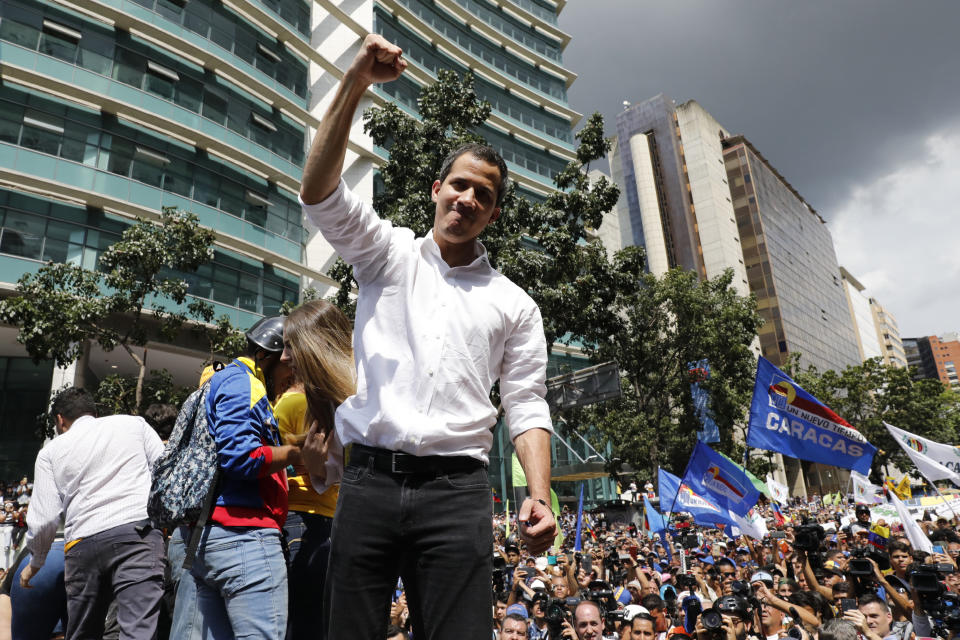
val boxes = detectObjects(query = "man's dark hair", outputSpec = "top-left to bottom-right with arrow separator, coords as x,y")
887,540 -> 910,555
857,594 -> 889,612
50,387 -> 97,421
144,403 -> 178,440
641,594 -> 665,611
438,143 -> 509,208
929,529 -> 960,544
385,624 -> 406,639
495,590 -> 509,604
790,590 -> 833,621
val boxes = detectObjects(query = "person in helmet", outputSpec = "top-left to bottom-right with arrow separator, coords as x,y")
849,505 -> 872,537
170,316 -> 304,640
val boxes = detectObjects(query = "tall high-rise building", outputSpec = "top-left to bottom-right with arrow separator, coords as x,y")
609,95 -> 863,496
904,334 -> 960,391
0,0 -> 603,496
869,298 -> 907,368
839,267 -> 884,363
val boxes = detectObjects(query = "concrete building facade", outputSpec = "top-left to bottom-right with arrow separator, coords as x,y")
839,267 -> 884,363
870,298 -> 907,369
905,333 -> 960,391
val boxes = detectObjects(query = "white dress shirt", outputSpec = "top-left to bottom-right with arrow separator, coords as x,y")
24,414 -> 164,567
301,181 -> 552,482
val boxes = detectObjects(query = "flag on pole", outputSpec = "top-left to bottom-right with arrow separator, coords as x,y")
678,441 -> 761,517
550,489 -> 564,549
890,493 -> 933,553
766,475 -> 790,505
659,468 -> 728,526
771,502 -> 790,525
573,484 -> 584,552
894,476 -> 912,500
747,357 -> 876,474
852,471 -> 883,504
504,499 -> 510,539
689,359 -> 720,443
885,422 -> 960,486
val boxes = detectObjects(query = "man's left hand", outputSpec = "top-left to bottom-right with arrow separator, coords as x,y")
518,497 -> 557,555
19,563 -> 37,589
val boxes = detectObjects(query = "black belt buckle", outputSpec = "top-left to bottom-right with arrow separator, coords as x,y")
390,452 -> 413,474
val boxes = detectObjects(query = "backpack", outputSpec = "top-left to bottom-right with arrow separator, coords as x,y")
148,368 -> 223,569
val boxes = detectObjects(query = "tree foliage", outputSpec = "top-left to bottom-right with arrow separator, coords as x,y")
0,208 -> 244,413
94,370 -> 192,425
789,357 -> 960,483
567,266 -> 764,482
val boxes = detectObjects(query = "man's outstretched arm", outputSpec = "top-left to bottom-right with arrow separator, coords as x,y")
300,34 -> 406,205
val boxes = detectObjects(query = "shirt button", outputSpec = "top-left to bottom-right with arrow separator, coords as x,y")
428,371 -> 434,377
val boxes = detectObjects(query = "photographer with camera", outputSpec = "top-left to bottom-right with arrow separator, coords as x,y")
692,594 -> 760,640
752,580 -> 821,629
842,594 -> 896,640
555,600 -> 603,640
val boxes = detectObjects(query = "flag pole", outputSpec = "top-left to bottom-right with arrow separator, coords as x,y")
931,481 -> 960,522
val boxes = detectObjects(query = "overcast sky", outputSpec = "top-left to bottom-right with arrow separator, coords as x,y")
557,1 -> 960,338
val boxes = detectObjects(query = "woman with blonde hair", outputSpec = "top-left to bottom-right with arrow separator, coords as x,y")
277,299 -> 353,640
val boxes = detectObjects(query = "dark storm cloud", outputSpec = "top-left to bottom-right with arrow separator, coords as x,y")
558,0 -> 960,215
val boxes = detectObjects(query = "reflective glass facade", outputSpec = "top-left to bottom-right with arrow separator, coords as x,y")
724,139 -> 860,372
374,1 -> 576,189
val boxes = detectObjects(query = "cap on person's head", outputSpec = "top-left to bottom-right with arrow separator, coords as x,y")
698,555 -> 715,566
506,603 -> 528,618
623,605 -> 650,621
855,504 -> 871,516
627,579 -> 643,590
245,315 -> 285,353
822,560 -> 844,576
660,572 -> 673,582
615,586 -> 632,605
530,579 -> 546,591
749,571 -> 774,586
668,626 -> 692,638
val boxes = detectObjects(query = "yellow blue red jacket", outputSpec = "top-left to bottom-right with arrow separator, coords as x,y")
205,357 -> 287,529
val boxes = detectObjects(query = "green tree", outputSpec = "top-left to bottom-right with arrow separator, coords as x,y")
791,357 -> 960,482
93,369 -> 191,422
569,265 -> 764,481
0,208 -> 242,413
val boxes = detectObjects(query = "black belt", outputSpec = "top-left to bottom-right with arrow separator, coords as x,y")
347,444 -> 486,475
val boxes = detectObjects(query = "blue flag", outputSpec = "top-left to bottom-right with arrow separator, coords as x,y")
642,494 -> 673,563
678,442 -> 760,517
746,357 -> 877,475
689,360 -> 720,443
659,468 -> 732,528
573,483 -> 584,552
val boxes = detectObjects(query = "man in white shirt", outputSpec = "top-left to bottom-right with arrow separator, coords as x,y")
20,387 -> 165,639
299,33 -> 557,640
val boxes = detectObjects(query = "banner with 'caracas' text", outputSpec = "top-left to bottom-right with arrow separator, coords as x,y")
747,357 -> 876,475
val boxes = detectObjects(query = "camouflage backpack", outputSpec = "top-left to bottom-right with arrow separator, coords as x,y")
147,379 -> 219,532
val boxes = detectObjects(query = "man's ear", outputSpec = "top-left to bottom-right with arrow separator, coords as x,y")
431,180 -> 441,203
489,207 -> 501,223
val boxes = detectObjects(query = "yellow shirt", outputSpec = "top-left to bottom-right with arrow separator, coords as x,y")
274,391 -> 339,517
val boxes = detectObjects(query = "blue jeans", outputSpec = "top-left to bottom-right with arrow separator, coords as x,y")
324,459 -> 493,640
170,525 -> 287,640
284,512 -> 332,640
8,540 -> 67,640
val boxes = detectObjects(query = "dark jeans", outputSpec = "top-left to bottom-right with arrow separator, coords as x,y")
284,511 -> 333,640
325,459 -> 493,640
7,540 -> 67,639
63,521 -> 165,640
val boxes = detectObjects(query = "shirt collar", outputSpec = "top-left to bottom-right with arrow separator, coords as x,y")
423,230 -> 491,272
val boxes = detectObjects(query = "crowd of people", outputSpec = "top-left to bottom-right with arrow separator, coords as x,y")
487,498 -> 960,640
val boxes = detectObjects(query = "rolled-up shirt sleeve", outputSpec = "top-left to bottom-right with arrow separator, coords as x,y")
501,303 -> 553,442
300,180 -> 396,285
24,448 -> 61,569
309,430 -> 344,495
